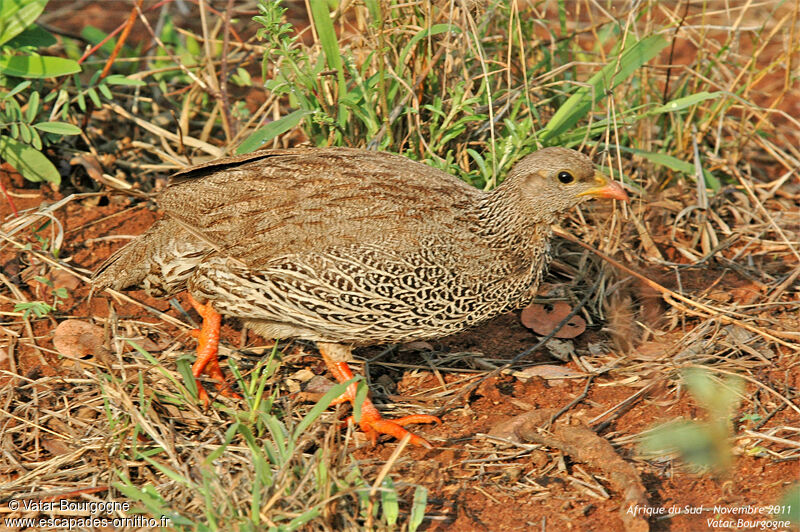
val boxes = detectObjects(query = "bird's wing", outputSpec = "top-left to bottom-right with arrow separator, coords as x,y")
158,148 -> 483,267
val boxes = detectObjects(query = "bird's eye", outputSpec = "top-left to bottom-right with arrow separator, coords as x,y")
557,171 -> 574,184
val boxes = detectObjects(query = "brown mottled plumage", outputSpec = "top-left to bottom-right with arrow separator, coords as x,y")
93,146 -> 627,447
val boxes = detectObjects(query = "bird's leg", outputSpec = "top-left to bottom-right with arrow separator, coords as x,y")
187,294 -> 241,404
317,342 -> 441,448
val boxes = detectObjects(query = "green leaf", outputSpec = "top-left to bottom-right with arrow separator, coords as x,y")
81,26 -> 119,55
0,0 -> 48,47
0,134 -> 59,184
25,90 -> 39,122
175,356 -> 198,399
19,121 -> 31,142
285,509 -> 322,531
55,88 -> 68,119
683,368 -> 743,420
3,79 -> 30,99
30,127 -> 41,149
14,300 -> 53,318
87,86 -> 101,107
0,53 -> 81,78
52,287 -> 68,298
33,121 -> 81,135
409,486 -> 428,532
5,23 -> 55,48
739,412 -> 762,423
381,477 -> 399,526
103,74 -> 146,87
466,148 -> 489,181
6,97 -> 21,119
352,379 -> 368,423
364,0 -> 381,22
203,423 -> 239,464
98,82 -> 112,100
232,66 -> 252,87
540,34 -> 668,142
236,109 -> 310,154
309,0 -> 348,128
141,455 -> 194,488
775,484 -> 800,525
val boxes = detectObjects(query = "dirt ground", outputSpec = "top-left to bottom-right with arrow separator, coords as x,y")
1,1 -> 799,531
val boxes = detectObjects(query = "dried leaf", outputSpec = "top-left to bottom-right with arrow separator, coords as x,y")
304,375 -> 335,394
634,341 -> 666,360
544,338 -> 576,362
292,368 -> 316,382
516,364 -> 586,380
521,302 -> 587,338
70,153 -> 104,181
52,320 -> 105,360
730,283 -> 762,305
401,341 -> 435,351
48,269 -> 80,291
41,437 -> 72,456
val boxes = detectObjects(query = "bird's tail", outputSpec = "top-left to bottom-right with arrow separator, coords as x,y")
92,219 -> 169,292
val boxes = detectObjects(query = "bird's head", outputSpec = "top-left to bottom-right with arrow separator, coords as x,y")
502,147 -> 629,219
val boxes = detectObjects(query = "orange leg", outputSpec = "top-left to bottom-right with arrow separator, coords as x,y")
187,294 -> 241,404
318,343 -> 441,448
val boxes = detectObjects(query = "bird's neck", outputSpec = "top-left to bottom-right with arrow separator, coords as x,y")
476,178 -> 557,248
472,181 -> 556,308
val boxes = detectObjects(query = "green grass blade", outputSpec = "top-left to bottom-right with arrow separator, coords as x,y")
236,109 -> 311,154
617,147 -> 720,190
291,378 -> 354,441
380,477 -> 399,526
308,1 -> 344,89
540,34 -> 668,142
398,24 -> 461,70
648,91 -> 723,115
141,455 -> 194,488
285,508 -> 322,531
352,378 -> 368,423
203,422 -> 239,464
409,485 -> 428,532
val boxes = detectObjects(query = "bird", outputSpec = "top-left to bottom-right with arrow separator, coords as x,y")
93,146 -> 628,448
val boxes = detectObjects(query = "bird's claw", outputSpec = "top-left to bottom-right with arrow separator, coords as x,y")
195,378 -> 242,407
344,413 -> 441,448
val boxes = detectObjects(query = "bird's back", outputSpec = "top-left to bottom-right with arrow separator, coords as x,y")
159,147 -> 485,267
94,148 -> 493,297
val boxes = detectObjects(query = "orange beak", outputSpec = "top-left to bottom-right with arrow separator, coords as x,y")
578,171 -> 630,202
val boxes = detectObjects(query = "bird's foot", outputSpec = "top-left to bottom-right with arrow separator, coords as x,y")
331,379 -> 441,448
319,342 -> 441,448
346,408 -> 441,448
187,294 -> 241,405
